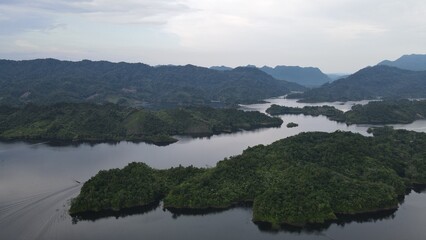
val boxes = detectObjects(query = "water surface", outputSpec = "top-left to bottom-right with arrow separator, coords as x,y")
1,98 -> 425,240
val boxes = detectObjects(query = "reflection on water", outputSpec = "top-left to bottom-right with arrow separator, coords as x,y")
412,184 -> 426,193
1,98 -> 426,240
71,201 -> 161,223
166,202 -> 253,219
73,199 -> 399,234
254,208 -> 397,233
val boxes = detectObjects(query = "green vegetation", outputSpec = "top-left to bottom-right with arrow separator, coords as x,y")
266,104 -> 345,121
344,99 -> 426,124
0,103 -> 283,145
0,59 -> 305,106
290,65 -> 426,102
69,163 -> 206,213
266,99 -> 426,124
286,122 -> 298,128
70,128 -> 426,227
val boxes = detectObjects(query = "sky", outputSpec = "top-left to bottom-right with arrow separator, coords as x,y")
0,0 -> 425,73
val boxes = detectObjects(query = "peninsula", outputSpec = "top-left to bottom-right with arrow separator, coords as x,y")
0,103 -> 283,145
70,128 -> 426,227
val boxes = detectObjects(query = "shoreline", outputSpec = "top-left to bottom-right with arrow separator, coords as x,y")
0,122 -> 282,147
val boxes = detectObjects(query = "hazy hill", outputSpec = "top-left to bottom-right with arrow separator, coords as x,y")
0,59 -> 305,106
378,54 -> 426,71
327,73 -> 349,81
291,65 -> 426,102
210,64 -> 330,87
210,66 -> 233,71
260,65 -> 331,87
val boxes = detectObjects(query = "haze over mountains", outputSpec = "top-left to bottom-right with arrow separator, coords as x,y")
210,66 -> 233,71
0,59 -> 304,107
326,73 -> 349,81
378,54 -> 426,71
292,65 -> 426,102
211,65 -> 331,87
260,66 -> 331,87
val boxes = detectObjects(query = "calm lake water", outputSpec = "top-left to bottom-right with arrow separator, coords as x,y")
1,98 -> 426,240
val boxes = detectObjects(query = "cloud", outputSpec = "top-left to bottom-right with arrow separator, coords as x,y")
165,0 -> 421,48
0,0 -> 192,28
14,39 -> 40,51
160,0 -> 426,71
1,0 -> 426,72
0,4 -> 53,34
4,38 -> 89,59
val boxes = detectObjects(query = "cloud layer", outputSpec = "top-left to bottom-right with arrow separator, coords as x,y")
1,0 -> 425,72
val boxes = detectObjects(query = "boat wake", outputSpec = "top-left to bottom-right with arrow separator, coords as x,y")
0,184 -> 81,240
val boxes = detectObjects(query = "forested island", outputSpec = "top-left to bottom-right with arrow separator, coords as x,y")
286,122 -> 298,128
266,104 -> 345,121
266,99 -> 426,124
0,103 -> 282,145
70,128 -> 426,227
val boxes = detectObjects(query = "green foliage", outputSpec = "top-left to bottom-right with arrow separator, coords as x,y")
0,103 -> 129,141
71,128 -> 426,226
69,163 -> 162,213
345,99 -> 426,124
266,104 -> 345,121
0,103 -> 282,145
69,163 -> 206,214
266,99 -> 426,124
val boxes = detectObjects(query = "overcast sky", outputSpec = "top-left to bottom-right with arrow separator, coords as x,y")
0,0 -> 425,73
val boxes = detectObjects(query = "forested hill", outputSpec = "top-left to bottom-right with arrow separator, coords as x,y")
210,64 -> 331,87
0,103 -> 283,145
0,59 -> 305,106
290,65 -> 426,102
266,99 -> 426,124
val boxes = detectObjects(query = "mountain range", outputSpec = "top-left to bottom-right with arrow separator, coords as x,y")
378,54 -> 426,71
291,65 -> 426,102
259,66 -> 331,87
3,54 -> 426,106
0,59 -> 305,107
210,65 -> 330,87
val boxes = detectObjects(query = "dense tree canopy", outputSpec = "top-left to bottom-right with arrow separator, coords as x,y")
69,163 -> 206,213
266,99 -> 426,124
0,103 -> 283,145
266,104 -> 345,122
70,128 -> 426,227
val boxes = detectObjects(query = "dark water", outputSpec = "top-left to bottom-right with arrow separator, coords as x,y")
1,98 -> 426,240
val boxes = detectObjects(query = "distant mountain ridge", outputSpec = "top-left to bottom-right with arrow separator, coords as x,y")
210,65 -> 330,87
291,65 -> 426,102
326,73 -> 348,81
378,54 -> 426,71
0,59 -> 305,106
210,66 -> 233,71
260,65 -> 331,87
